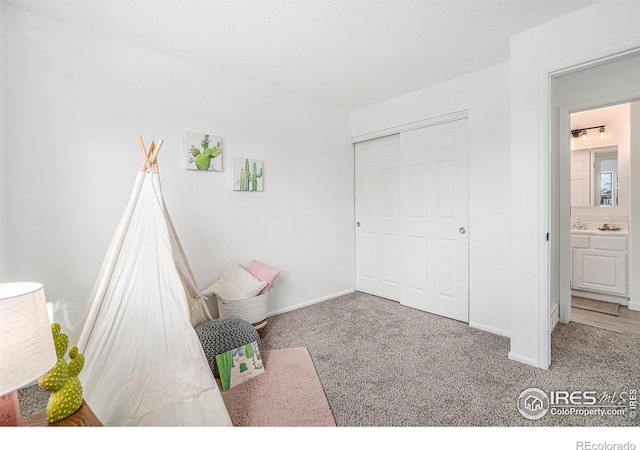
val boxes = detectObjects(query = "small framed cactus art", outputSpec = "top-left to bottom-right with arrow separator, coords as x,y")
184,132 -> 223,171
232,157 -> 264,191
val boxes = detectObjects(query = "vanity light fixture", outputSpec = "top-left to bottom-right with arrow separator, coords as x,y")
571,125 -> 606,141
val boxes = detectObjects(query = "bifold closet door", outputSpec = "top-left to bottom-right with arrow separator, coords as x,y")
355,119 -> 469,322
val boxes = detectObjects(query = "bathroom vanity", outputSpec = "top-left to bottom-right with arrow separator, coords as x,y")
571,229 -> 628,301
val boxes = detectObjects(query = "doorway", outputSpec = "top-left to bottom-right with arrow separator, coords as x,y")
550,53 -> 640,362
355,119 -> 469,322
565,103 -> 640,337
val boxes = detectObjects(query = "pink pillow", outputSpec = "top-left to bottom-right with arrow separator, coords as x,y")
247,260 -> 281,295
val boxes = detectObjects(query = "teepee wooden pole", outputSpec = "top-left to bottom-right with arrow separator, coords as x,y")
140,140 -> 155,172
151,139 -> 163,174
137,135 -> 148,163
150,139 -> 163,163
137,136 -> 163,173
138,136 -> 149,172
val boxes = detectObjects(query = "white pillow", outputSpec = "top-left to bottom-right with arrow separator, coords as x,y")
202,277 -> 245,302
215,260 -> 267,299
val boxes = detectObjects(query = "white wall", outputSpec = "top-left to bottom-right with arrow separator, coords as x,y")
351,62 -> 512,337
3,5 -> 354,334
510,0 -> 640,369
0,1 -> 6,280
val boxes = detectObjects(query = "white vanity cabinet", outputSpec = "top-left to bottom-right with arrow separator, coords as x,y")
571,232 -> 627,297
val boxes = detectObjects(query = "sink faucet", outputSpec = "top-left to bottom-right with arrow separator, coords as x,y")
572,218 -> 586,230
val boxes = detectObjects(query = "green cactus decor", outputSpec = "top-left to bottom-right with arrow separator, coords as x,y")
189,134 -> 222,170
251,161 -> 263,191
240,159 -> 248,191
38,323 -> 84,424
234,157 -> 263,191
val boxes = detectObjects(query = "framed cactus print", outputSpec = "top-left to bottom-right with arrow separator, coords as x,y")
232,157 -> 263,191
184,132 -> 222,171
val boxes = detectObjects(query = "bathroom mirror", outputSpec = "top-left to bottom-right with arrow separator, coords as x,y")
593,148 -> 618,207
570,145 -> 618,207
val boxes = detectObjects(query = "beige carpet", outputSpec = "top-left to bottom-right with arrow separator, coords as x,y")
261,292 -> 640,426
572,296 -> 621,316
219,347 -> 336,427
19,292 -> 639,427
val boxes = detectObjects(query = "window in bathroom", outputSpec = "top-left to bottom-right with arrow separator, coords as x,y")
594,150 -> 618,207
599,172 -> 612,206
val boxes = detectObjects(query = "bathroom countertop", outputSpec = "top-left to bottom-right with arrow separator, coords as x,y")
570,229 -> 628,236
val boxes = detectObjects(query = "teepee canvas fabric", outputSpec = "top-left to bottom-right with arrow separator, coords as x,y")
71,167 -> 230,426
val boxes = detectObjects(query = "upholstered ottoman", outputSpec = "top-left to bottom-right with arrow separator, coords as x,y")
195,318 -> 261,378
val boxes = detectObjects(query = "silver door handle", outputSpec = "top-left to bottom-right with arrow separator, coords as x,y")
356,222 -> 361,227
459,227 -> 466,234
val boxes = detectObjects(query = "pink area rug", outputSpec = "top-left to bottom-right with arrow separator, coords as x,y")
219,347 -> 336,427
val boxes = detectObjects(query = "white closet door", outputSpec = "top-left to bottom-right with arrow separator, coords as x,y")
399,120 -> 469,322
355,119 -> 469,322
355,133 -> 403,301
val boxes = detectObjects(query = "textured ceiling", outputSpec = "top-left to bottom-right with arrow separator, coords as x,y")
6,0 -> 602,111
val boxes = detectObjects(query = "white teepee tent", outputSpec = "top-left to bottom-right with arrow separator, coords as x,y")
70,136 -> 231,426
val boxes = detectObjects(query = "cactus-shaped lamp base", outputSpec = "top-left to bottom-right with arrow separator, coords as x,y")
39,324 -> 85,424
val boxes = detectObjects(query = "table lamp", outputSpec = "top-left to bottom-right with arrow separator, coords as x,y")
0,282 -> 57,426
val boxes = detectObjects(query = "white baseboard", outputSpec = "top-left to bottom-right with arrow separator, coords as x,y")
469,321 -> 510,338
267,289 -> 355,317
628,300 -> 640,311
508,351 -> 545,369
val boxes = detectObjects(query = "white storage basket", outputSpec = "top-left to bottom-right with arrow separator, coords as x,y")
216,291 -> 269,337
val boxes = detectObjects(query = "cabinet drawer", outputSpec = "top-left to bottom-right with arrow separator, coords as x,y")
571,235 -> 590,248
592,236 -> 627,251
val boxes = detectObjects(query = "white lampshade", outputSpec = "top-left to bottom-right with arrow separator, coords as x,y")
0,282 -> 57,396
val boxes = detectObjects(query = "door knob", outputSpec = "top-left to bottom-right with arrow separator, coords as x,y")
356,222 -> 361,227
459,227 -> 466,234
